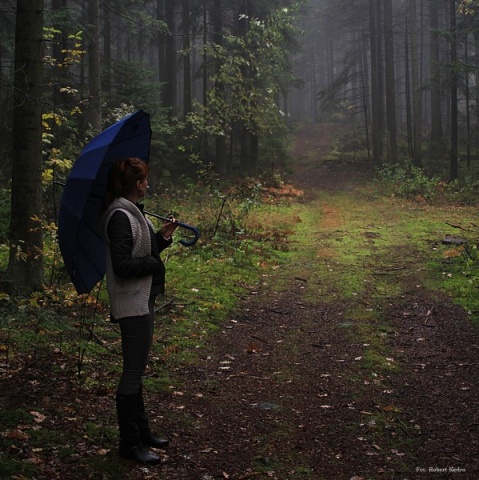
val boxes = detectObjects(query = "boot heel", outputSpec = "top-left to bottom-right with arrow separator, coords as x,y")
119,443 -> 161,464
140,432 -> 169,449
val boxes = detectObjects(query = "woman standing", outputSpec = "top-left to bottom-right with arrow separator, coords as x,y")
103,157 -> 177,464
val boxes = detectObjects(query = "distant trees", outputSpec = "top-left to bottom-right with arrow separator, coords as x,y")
1,0 -> 302,180
291,0 -> 479,180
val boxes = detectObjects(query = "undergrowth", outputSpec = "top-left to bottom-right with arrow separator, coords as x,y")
374,160 -> 479,204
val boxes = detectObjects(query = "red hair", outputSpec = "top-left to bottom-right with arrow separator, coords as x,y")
105,157 -> 149,207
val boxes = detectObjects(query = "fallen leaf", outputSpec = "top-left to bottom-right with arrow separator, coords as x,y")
6,429 -> 30,441
30,411 -> 46,423
247,343 -> 261,354
24,456 -> 43,464
382,405 -> 400,413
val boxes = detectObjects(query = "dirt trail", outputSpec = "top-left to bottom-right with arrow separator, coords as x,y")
147,124 -> 479,480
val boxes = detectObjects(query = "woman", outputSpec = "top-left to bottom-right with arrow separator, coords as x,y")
102,157 -> 177,464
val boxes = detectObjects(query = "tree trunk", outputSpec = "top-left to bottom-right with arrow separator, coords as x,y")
429,0 -> 443,149
360,27 -> 371,162
103,4 -> 112,96
201,0 -> 209,159
182,0 -> 192,119
250,132 -> 259,174
383,0 -> 397,163
409,0 -> 422,167
8,0 -> 45,293
369,0 -> 382,165
240,124 -> 250,175
212,0 -> 226,173
163,3 -> 177,116
157,0 -> 166,94
51,0 -> 68,108
449,0 -> 458,180
405,21 -> 413,160
465,31 -> 471,168
87,0 -> 101,131
238,0 -> 252,174
474,30 -> 479,157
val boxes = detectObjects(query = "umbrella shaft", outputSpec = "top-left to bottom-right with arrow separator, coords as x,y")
144,210 -> 200,247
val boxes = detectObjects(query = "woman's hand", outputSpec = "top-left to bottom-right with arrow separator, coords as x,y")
159,216 -> 178,240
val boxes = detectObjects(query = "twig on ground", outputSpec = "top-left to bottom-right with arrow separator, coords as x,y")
251,335 -> 268,344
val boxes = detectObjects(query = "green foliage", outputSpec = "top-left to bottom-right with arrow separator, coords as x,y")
186,3 -> 302,170
443,176 -> 479,204
458,0 -> 479,15
0,457 -> 36,478
451,243 -> 479,320
106,60 -> 161,112
375,161 -> 479,204
463,243 -> 479,271
374,161 -> 442,201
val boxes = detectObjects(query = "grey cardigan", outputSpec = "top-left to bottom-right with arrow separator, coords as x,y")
103,197 -> 156,320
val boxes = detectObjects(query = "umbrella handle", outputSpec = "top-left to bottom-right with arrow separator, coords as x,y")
144,210 -> 201,246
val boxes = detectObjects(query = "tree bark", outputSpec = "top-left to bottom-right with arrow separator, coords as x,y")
201,0 -> 209,159
51,0 -> 68,108
182,0 -> 192,119
212,0 -> 226,172
103,3 -> 112,96
8,0 -> 45,293
474,30 -> 479,156
383,0 -> 397,163
369,0 -> 382,165
429,0 -> 443,149
87,0 -> 101,132
465,31 -> 471,168
449,0 -> 458,180
238,0 -> 252,174
409,0 -> 423,167
163,2 -> 177,115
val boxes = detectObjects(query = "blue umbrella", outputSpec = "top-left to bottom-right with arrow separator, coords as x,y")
58,110 -> 152,294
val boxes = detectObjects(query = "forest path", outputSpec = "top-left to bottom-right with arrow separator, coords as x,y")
149,124 -> 479,480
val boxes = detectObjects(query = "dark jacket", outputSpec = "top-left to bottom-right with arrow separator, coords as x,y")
107,205 -> 172,296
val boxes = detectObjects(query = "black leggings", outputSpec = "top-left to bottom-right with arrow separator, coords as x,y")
117,296 -> 156,395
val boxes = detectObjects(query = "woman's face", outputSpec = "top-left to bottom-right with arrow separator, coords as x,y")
137,176 -> 149,200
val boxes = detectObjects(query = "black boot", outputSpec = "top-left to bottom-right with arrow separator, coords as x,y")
115,393 -> 162,464
137,384 -> 169,449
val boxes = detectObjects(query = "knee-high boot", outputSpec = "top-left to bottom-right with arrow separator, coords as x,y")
137,384 -> 169,449
115,393 -> 162,464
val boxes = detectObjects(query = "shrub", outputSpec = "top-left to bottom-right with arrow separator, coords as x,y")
374,161 -> 444,202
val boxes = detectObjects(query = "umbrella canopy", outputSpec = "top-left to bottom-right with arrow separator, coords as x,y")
58,110 -> 152,294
